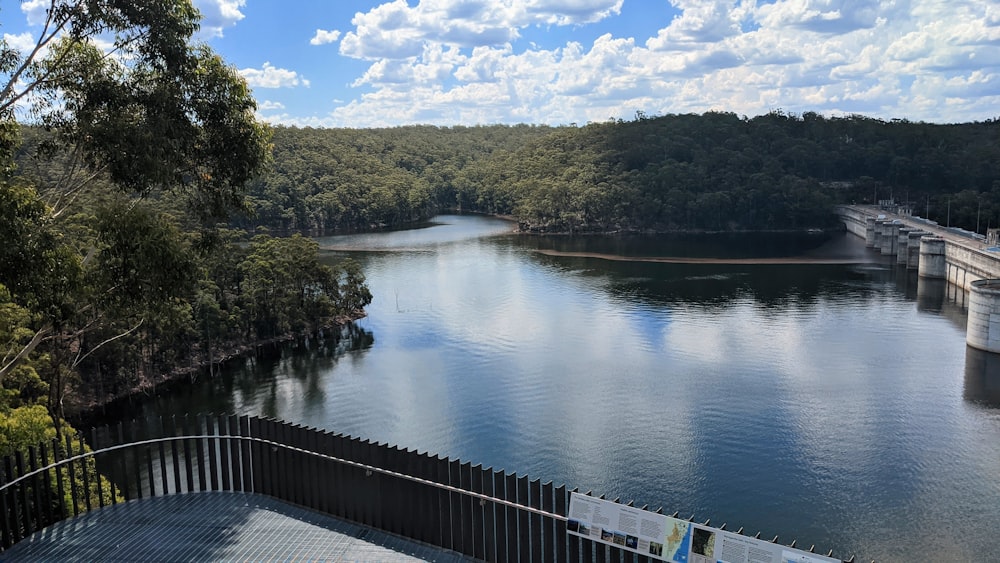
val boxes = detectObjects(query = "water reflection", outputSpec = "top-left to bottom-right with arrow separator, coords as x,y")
81,324 -> 374,428
965,346 -> 1000,407
916,277 -> 946,312
80,216 -> 1000,562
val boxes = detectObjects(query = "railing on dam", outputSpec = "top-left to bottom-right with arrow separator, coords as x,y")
0,415 -> 855,562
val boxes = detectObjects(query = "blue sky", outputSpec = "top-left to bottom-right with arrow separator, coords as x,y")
3,0 -> 999,127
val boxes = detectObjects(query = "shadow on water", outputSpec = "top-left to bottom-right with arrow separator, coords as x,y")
525,231 -> 901,313
76,322 -> 375,429
518,229 -> 839,259
965,346 -> 1000,407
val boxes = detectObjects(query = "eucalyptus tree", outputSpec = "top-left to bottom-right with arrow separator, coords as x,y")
0,0 -> 270,436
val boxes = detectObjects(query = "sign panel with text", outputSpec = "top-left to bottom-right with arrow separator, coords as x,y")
567,492 -> 840,563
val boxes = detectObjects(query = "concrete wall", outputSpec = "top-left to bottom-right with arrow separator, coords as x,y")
967,280 -> 1000,352
836,206 -> 869,238
946,244 -> 1000,290
836,207 -> 1000,288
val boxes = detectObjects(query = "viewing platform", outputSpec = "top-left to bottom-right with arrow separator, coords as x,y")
3,491 -> 469,561
0,415 -> 857,563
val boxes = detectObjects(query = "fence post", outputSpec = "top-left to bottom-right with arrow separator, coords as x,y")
541,481 -> 555,563
369,440 -> 387,533
460,461 -> 475,556
114,422 -> 127,501
323,432 -> 347,518
27,447 -> 43,532
530,479 -> 543,562
36,443 -> 55,525
492,468 -> 508,563
505,472 -> 518,562
247,416 -> 262,494
448,458 -> 465,556
554,484 -> 568,563
517,474 -> 531,562
303,426 -> 321,512
0,457 -> 12,549
418,452 -> 441,547
471,464 -> 486,560
436,455 -> 453,551
206,416 -> 219,492
63,434 -> 79,517
569,489 -> 583,562
51,439 -> 66,518
15,453 -> 31,541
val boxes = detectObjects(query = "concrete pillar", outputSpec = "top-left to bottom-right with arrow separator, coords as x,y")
918,236 -> 947,278
897,228 -> 914,265
967,280 -> 1000,353
907,231 -> 929,269
865,217 -> 877,248
872,220 -> 886,250
881,222 -> 900,256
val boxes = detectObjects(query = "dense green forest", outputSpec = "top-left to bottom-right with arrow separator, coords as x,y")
0,0 -> 370,470
242,112 -> 1000,235
5,0 -> 1000,487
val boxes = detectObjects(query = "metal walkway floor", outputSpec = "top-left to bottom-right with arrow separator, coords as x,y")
2,491 -> 476,562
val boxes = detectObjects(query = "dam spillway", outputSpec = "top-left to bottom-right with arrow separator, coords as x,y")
838,205 -> 1000,354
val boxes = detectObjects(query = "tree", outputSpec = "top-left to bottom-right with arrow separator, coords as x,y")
0,0 -> 269,429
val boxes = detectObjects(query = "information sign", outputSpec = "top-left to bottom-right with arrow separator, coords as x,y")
567,492 -> 840,563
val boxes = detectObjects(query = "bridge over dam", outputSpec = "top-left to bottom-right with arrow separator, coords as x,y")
836,205 -> 1000,353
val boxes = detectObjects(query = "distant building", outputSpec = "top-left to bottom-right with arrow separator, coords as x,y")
988,228 -> 1000,247
877,199 -> 912,216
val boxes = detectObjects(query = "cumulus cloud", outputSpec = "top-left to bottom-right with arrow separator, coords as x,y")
20,0 -> 49,26
193,0 -> 246,38
311,29 -> 341,46
3,32 -> 36,55
267,0 -> 1000,126
339,0 -> 622,60
240,62 -> 310,88
647,0 -> 749,49
755,0 -> 882,34
257,100 -> 286,111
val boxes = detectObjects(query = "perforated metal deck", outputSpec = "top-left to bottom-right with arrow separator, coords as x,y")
2,491 -> 475,562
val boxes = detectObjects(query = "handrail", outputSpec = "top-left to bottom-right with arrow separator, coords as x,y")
0,434 -> 566,522
0,416 -> 855,562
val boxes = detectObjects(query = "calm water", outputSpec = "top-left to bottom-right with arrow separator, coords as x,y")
99,215 -> 1000,562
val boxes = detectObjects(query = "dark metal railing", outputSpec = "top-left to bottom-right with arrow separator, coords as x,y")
0,414 -> 854,562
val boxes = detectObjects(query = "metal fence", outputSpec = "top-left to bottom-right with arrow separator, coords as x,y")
0,414 -> 850,562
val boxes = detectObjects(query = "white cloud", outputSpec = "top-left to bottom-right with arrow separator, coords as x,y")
257,100 -> 286,111
755,0 -> 883,34
240,62 -> 310,88
20,0 -> 49,26
3,32 -> 36,55
271,0 -> 1000,126
310,29 -> 341,46
647,0 -> 747,49
339,0 -> 622,60
193,0 -> 246,38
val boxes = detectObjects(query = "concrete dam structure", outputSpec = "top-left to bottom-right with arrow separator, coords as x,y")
837,205 -> 1000,353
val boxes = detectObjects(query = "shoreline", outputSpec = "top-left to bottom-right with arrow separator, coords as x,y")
69,312 -> 366,420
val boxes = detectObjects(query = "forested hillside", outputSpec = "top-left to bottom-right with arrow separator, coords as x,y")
240,112 -> 1000,234
236,124 -> 553,231
0,1 -> 370,463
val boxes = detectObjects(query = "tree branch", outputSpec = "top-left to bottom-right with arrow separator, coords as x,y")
71,318 -> 143,368
0,323 -> 52,385
0,1 -> 72,115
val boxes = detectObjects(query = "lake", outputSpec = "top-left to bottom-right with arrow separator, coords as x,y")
98,214 -> 1000,562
